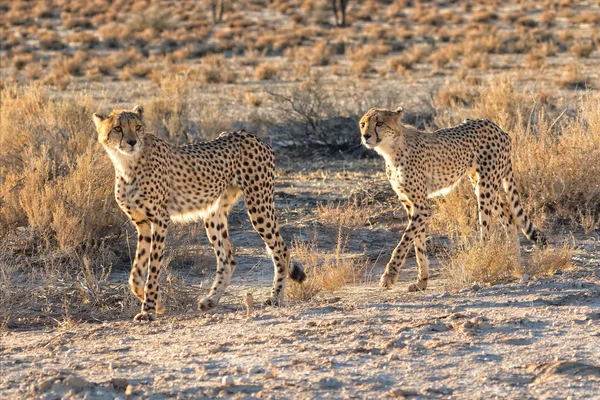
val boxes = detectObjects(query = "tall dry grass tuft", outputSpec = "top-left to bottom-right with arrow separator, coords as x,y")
286,228 -> 366,302
0,84 -> 119,252
434,79 -> 600,228
441,233 -> 519,290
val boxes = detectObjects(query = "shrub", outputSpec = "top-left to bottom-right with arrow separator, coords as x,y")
0,84 -> 119,253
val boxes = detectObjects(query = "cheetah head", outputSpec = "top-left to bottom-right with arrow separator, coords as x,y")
93,105 -> 145,156
358,107 -> 403,149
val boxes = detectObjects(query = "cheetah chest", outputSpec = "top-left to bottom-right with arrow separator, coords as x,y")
115,177 -> 148,219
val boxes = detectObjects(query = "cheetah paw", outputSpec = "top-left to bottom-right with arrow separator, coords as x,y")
263,295 -> 283,307
156,300 -> 165,315
380,273 -> 398,289
198,297 -> 216,311
408,280 -> 428,292
133,311 -> 155,322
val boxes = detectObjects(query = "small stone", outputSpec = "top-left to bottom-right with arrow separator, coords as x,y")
248,366 -> 261,375
125,385 -> 135,396
317,377 -> 342,389
221,376 -> 234,387
471,284 -> 481,291
389,388 -> 418,397
111,378 -> 129,392
264,369 -> 275,379
519,274 -> 530,284
478,321 -> 492,331
63,376 -> 92,392
36,379 -> 55,393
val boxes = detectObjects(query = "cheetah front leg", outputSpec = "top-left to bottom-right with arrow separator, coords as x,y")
381,205 -> 431,290
129,220 -> 151,302
134,215 -> 169,322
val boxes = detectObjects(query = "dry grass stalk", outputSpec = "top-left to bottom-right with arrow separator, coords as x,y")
441,232 -> 519,290
286,228 -> 366,302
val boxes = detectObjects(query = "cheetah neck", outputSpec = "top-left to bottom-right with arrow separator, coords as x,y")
373,132 -> 406,168
104,146 -> 142,181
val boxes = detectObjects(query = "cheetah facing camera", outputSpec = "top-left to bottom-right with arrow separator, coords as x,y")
359,107 -> 547,291
93,105 -> 306,321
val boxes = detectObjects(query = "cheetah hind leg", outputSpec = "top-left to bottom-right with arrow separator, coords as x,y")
198,189 -> 240,311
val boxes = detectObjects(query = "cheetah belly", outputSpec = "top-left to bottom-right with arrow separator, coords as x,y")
427,179 -> 462,198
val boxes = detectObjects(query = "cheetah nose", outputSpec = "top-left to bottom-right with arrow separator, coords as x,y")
127,139 -> 137,147
363,133 -> 372,140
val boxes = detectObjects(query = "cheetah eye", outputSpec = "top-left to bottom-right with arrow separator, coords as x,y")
135,125 -> 142,131
114,126 -> 122,132
376,121 -> 384,127
360,122 -> 365,128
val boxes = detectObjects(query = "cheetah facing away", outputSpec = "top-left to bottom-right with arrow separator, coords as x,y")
359,107 -> 547,291
93,106 -> 306,321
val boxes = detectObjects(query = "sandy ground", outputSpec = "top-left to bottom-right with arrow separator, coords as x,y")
2,159 -> 600,400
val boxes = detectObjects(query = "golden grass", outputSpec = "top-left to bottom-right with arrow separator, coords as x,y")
286,228 -> 366,302
0,84 -> 118,251
441,233 -> 519,290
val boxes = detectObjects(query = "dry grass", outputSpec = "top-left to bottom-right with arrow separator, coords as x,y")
0,84 -> 118,252
523,240 -> 576,277
286,229 -> 366,302
441,233 -> 519,290
254,63 -> 280,81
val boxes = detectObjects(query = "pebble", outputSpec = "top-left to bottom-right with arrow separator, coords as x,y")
248,366 -> 261,375
264,369 -> 276,379
519,274 -> 530,284
389,388 -> 418,397
221,376 -> 234,387
125,385 -> 136,395
110,378 -> 129,392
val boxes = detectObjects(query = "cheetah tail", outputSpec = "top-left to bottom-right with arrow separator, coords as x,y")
502,164 -> 548,248
289,262 -> 307,283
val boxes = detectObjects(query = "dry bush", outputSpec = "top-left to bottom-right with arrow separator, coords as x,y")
287,41 -> 331,66
266,76 -> 360,151
462,52 -> 490,69
433,79 -> 600,228
244,92 -> 264,107
559,64 -> 591,89
38,31 -> 65,50
429,181 -> 478,240
254,63 -> 279,80
523,240 -> 575,277
316,199 -> 373,230
286,229 -> 366,302
0,84 -> 119,253
347,43 -> 391,61
143,75 -> 197,143
441,232 -> 519,290
471,9 -> 498,23
351,59 -> 373,76
525,51 -> 546,69
434,84 -> 477,108
189,54 -> 237,84
539,10 -> 556,25
570,40 -> 594,58
569,11 -> 600,25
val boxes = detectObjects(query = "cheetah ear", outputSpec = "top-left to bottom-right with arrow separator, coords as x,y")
92,113 -> 106,130
132,105 -> 144,118
394,106 -> 403,114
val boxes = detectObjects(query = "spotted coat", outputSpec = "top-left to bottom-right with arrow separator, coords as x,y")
93,106 -> 305,321
359,107 -> 546,291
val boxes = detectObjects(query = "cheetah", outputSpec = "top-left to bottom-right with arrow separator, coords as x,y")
93,106 -> 306,321
358,107 -> 547,291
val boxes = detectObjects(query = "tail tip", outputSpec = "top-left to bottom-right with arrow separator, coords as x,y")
289,262 -> 307,283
